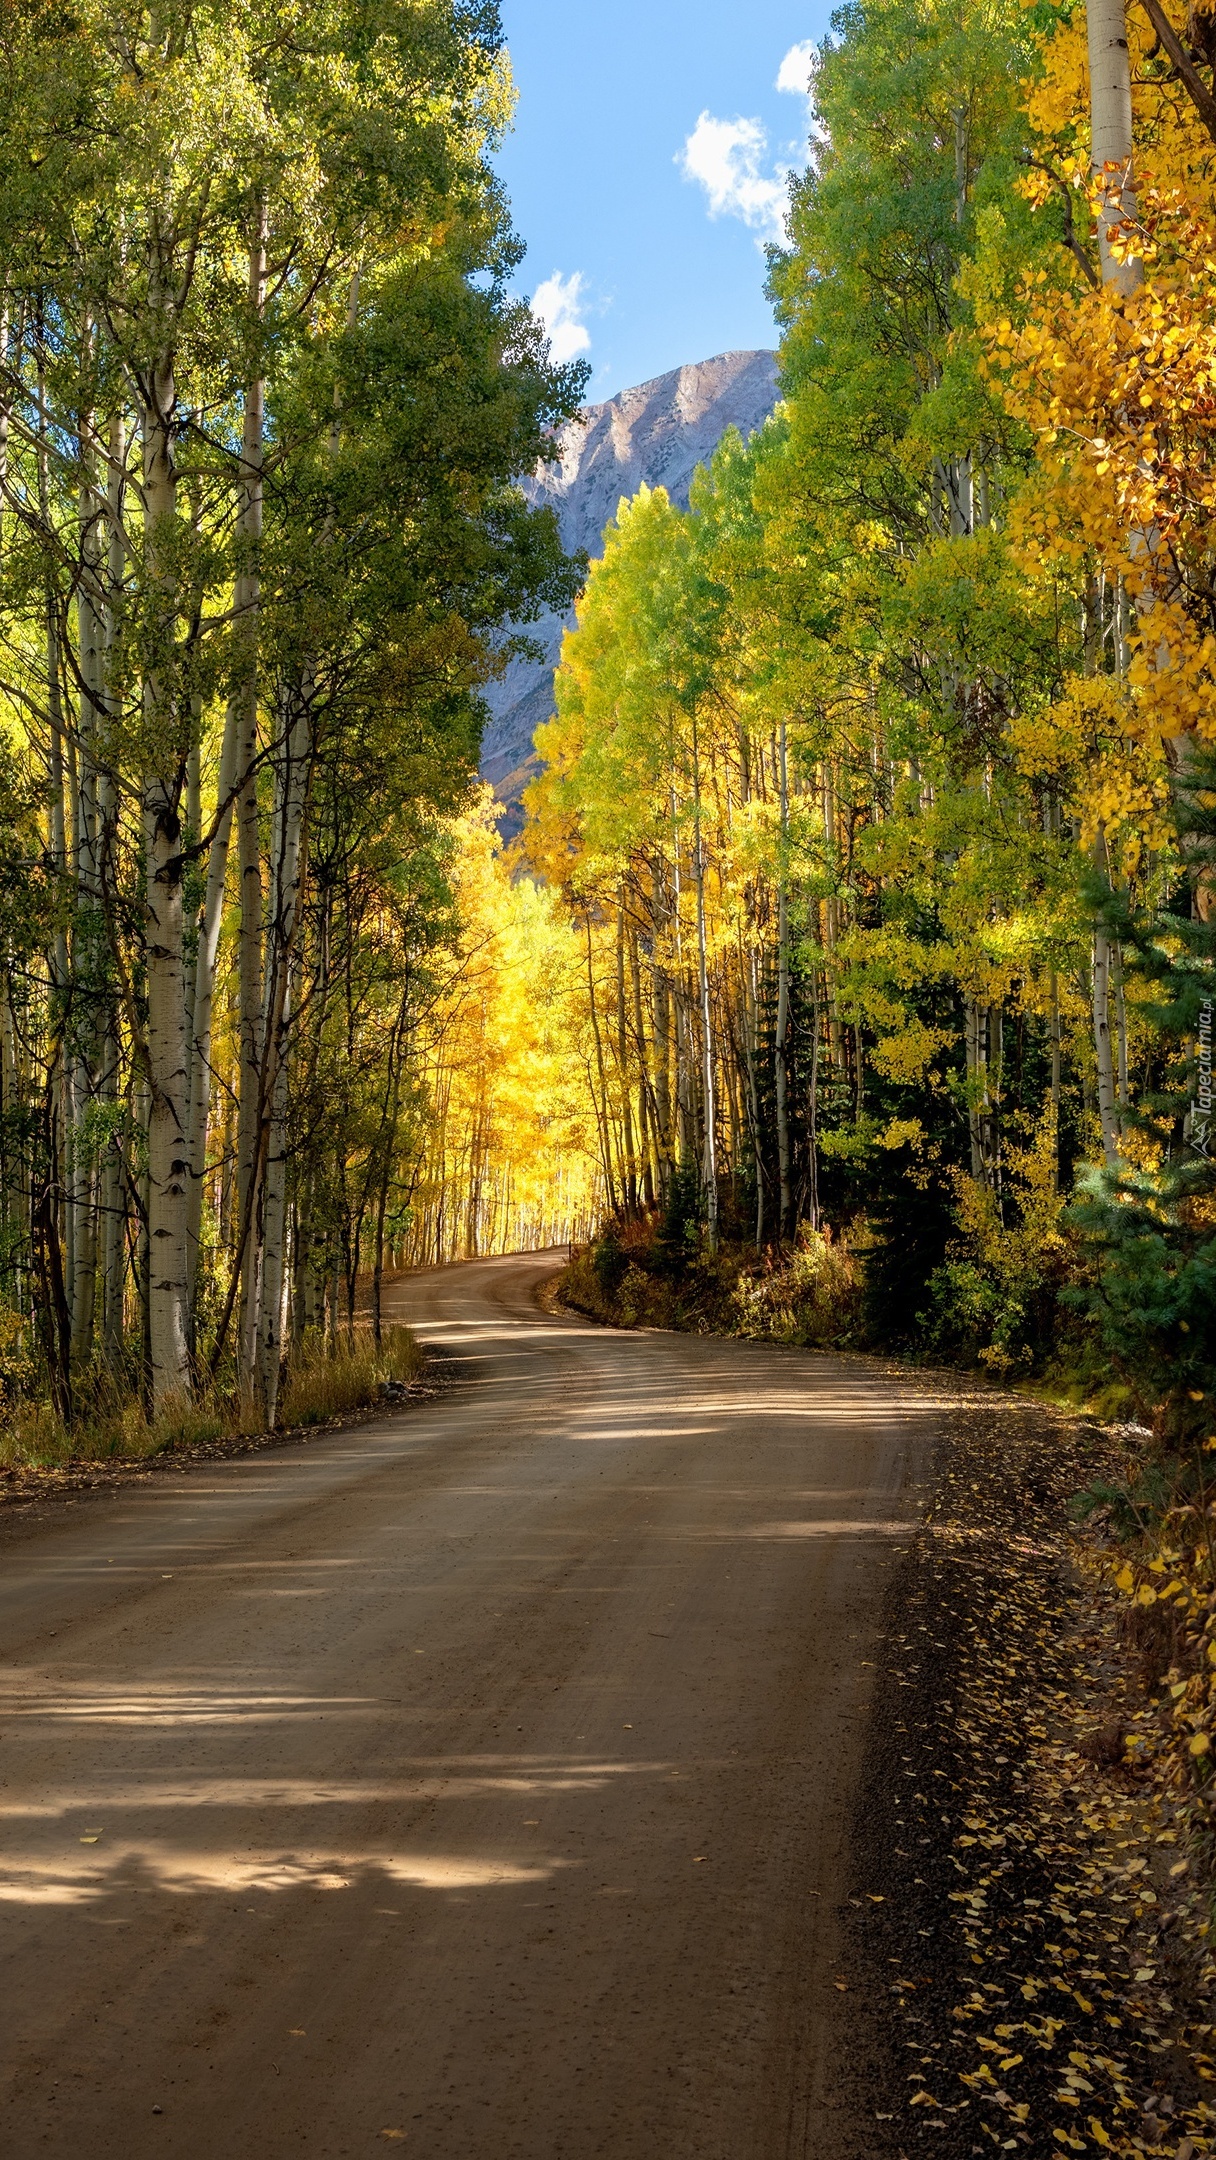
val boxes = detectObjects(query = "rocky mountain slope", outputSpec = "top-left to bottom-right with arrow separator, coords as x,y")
482,348 -> 780,828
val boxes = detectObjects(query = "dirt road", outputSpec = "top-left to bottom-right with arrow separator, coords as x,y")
0,1251 -> 933,2158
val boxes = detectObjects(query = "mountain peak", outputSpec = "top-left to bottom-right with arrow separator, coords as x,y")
481,350 -> 780,820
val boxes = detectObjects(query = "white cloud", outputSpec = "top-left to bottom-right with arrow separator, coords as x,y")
678,113 -> 788,242
776,38 -> 828,156
776,39 -> 816,99
531,270 -> 591,365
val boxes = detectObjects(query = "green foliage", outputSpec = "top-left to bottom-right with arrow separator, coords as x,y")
862,1159 -> 956,1350
591,1227 -> 627,1299
658,1161 -> 702,1272
1065,752 -> 1216,1441
1066,1163 -> 1216,1441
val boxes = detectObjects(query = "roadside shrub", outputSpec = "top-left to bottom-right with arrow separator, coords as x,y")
656,1160 -> 701,1275
278,1325 -> 422,1428
591,1228 -> 628,1299
731,1231 -> 863,1346
913,1128 -> 1071,1373
560,1220 -> 863,1347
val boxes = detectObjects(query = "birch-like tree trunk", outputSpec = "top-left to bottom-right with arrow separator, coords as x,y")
615,898 -> 637,1215
69,367 -> 106,1372
257,685 -> 311,1425
1090,829 -> 1120,1163
1085,0 -> 1142,293
690,712 -> 718,1253
653,953 -> 673,1184
184,696 -> 240,1305
775,721 -> 792,1243
628,922 -> 657,1208
1113,940 -> 1130,1114
1049,968 -> 1063,1193
585,919 -> 618,1216
99,411 -> 127,1369
142,350 -> 192,1409
1092,935 -> 1120,1165
236,219 -> 268,1383
743,945 -> 765,1249
965,997 -> 992,1186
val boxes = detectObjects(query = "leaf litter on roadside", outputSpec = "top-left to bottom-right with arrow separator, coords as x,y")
839,1373 -> 1216,2158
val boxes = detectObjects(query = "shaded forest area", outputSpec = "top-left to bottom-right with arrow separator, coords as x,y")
0,0 -> 602,1460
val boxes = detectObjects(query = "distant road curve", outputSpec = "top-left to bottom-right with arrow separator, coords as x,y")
0,1248 -> 931,2158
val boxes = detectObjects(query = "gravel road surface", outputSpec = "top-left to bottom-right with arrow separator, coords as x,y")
0,1250 -> 932,2158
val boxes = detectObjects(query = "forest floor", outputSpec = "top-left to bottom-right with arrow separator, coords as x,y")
836,1380 -> 1216,2160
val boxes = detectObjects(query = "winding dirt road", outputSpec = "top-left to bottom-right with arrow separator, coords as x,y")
0,1251 -> 933,2158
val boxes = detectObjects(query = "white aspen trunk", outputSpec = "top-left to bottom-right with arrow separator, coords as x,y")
0,992 -> 24,1318
236,220 -> 268,1384
69,366 -> 105,1373
821,764 -> 844,1068
136,1076 -> 152,1393
1086,0 -> 1143,293
1049,969 -> 1063,1194
99,410 -> 127,1369
775,722 -> 792,1243
670,794 -> 695,1165
1092,926 -> 1120,1163
1091,829 -> 1120,1164
654,953 -> 672,1181
988,1004 -> 1004,1212
257,687 -> 311,1425
142,352 -> 191,1409
628,925 -> 657,1209
257,1011 -> 292,1426
615,898 -> 637,1215
585,920 -> 618,1215
690,712 -> 718,1253
1114,941 -> 1130,1112
745,945 -> 765,1249
36,338 -> 79,1367
99,1032 -> 124,1370
965,997 -> 989,1185
184,696 -> 240,1304
807,990 -> 822,1232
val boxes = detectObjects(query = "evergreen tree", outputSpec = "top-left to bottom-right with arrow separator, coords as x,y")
1067,754 -> 1216,1439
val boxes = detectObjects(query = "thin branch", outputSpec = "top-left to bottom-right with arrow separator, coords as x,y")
1136,0 -> 1216,144
1018,156 -> 1101,288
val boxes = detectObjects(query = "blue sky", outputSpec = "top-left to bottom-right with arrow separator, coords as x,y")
494,1 -> 833,402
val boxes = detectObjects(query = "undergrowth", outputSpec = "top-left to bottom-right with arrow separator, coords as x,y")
0,1323 -> 422,1470
561,1217 -> 866,1346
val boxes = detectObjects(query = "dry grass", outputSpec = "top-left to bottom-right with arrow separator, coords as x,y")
278,1325 -> 423,1428
0,1323 -> 424,1469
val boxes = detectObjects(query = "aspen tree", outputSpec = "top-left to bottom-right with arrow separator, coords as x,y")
1085,0 -> 1143,292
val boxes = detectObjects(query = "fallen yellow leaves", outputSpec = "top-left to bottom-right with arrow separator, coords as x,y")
852,1394 -> 1216,2157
